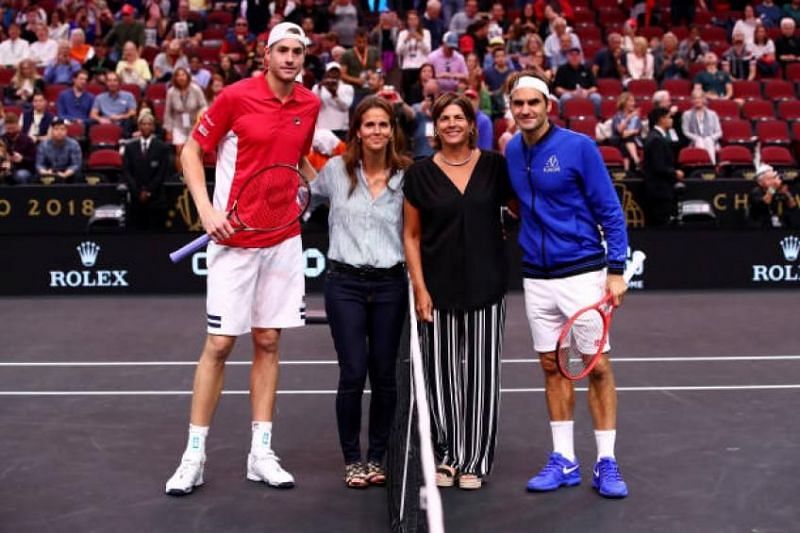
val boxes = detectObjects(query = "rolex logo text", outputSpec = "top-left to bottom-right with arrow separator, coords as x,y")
751,235 -> 800,282
49,241 -> 129,288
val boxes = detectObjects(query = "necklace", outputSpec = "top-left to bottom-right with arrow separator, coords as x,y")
440,149 -> 474,167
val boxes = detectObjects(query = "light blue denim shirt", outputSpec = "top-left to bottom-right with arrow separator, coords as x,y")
310,155 -> 405,268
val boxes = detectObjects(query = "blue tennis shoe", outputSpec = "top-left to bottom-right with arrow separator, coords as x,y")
526,452 -> 581,492
592,457 -> 629,498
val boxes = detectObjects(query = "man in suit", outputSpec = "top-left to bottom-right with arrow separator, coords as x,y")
122,112 -> 171,231
643,107 -> 685,226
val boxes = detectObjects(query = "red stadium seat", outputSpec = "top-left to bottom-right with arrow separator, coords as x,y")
741,99 -> 775,121
0,68 -> 14,85
599,98 -> 618,120
121,83 -> 141,102
44,84 -> 67,103
145,83 -> 168,102
640,26 -> 665,40
662,78 -> 692,97
777,100 -> 800,122
86,83 -> 105,96
142,46 -> 159,64
700,25 -> 727,42
568,116 -> 598,138
638,99 -> 654,118
707,99 -> 741,121
575,24 -> 602,41
207,10 -> 233,26
202,26 -> 226,42
573,10 -> 596,24
688,62 -> 706,79
721,119 -> 756,145
678,147 -> 715,177
153,101 -> 165,123
784,63 -> 800,81
562,97 -> 596,119
599,145 -> 625,169
717,145 -> 754,177
732,80 -> 762,100
86,149 -> 123,182
627,79 -> 658,99
762,79 -> 795,101
759,145 -> 795,168
196,46 -> 222,65
66,122 -> 85,141
88,123 -> 122,149
596,78 -> 623,99
756,119 -> 791,145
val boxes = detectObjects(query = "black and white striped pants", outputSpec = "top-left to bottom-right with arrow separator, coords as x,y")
417,298 -> 506,477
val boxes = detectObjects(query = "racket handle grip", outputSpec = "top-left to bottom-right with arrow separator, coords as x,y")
169,234 -> 211,263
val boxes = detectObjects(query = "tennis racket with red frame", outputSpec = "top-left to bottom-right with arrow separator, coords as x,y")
169,163 -> 311,263
555,253 -> 646,380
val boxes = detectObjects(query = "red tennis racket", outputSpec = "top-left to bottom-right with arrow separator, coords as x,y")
556,253 -> 646,380
169,164 -> 311,263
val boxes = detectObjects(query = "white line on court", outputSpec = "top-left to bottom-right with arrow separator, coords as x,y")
1,355 -> 799,367
2,384 -> 800,396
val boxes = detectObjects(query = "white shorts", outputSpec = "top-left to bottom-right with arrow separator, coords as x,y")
206,235 -> 305,335
522,269 -> 611,354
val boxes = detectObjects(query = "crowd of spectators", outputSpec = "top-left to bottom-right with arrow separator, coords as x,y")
0,0 -> 797,228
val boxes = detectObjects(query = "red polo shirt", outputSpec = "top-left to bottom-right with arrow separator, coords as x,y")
193,75 -> 320,248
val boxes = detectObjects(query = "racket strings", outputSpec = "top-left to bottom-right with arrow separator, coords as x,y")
558,309 -> 606,378
235,167 -> 310,230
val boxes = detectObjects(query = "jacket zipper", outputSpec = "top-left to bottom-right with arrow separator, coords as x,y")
526,145 -> 547,270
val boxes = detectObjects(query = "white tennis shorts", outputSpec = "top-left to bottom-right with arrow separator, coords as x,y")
523,269 -> 611,354
206,235 -> 305,335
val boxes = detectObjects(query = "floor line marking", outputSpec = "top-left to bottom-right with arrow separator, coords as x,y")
1,355 -> 799,367
2,384 -> 800,396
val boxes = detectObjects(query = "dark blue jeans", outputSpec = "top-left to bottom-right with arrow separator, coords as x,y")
325,270 -> 407,465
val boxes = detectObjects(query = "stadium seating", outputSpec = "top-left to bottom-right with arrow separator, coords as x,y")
678,147 -> 715,178
741,100 -> 775,122
756,120 -> 791,146
708,99 -> 741,121
627,79 -> 658,99
777,100 -> 800,122
662,79 -> 692,97
562,97 -> 596,119
721,119 -> 756,145
568,117 -> 598,138
732,80 -> 762,100
88,124 -> 123,149
716,145 -> 754,178
762,79 -> 795,101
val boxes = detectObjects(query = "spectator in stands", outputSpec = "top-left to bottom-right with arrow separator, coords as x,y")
539,4 -> 560,42
21,92 -> 54,144
44,42 -> 81,86
758,0 -> 783,28
397,10 -> 432,99
123,112 -> 170,231
329,0 -> 360,48
35,117 -> 82,183
693,53 -> 734,99
554,46 -> 603,114
104,4 -> 145,60
222,17 -> 256,64
340,27 -> 382,102
654,32 -> 688,81
671,0 -> 707,26
216,54 -> 243,85
681,89 -> 722,164
70,5 -> 103,46
625,36 -> 655,82
84,42 -> 117,84
748,164 -> 800,227
370,11 -> 400,74
166,1 -> 205,46
6,59 -> 44,106
484,46 -> 516,92
428,31 -> 468,94
543,17 -> 580,66
464,52 -> 492,113
19,2 -> 46,36
483,36 -> 506,69
423,0 -> 445,50
784,0 -> 800,25
204,73 -> 225,105
652,89 -> 687,149
2,112 -> 37,184
749,24 -> 779,77
722,30 -> 757,80
409,79 -> 440,160
776,17 -> 800,70
678,25 -> 710,64
56,70 -> 94,124
593,33 -> 627,81
0,24 -> 31,68
733,5 -> 760,45
620,18 -> 636,53
143,0 -> 168,47
69,29 -> 95,65
154,40 -> 189,82
535,0 -> 574,23
49,9 -> 71,42
449,0 -> 479,37
611,92 -> 642,172
288,0 -> 329,34
462,19 -> 491,67
312,62 -> 354,140
90,71 -> 137,135
464,87 -> 493,150
188,54 -> 211,89
30,24 -> 58,67
404,63 -> 435,105
164,67 -> 206,165
643,107 -> 684,226
116,41 -> 152,90
515,2 -> 538,37
0,140 -> 12,183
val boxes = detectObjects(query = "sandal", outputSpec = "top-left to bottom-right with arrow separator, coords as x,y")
344,463 -> 369,489
435,465 -> 457,488
458,473 -> 482,490
365,461 -> 386,486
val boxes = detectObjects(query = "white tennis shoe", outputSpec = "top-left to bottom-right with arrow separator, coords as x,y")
165,455 -> 205,496
246,452 -> 295,488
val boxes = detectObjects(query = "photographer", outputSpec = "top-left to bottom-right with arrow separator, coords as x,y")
312,63 -> 353,140
748,165 -> 800,228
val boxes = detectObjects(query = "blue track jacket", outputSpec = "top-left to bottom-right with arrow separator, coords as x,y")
505,125 -> 628,278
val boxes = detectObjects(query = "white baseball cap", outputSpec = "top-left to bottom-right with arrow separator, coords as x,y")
267,22 -> 308,49
325,61 -> 342,72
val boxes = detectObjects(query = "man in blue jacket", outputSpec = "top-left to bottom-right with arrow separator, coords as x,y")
504,71 -> 630,499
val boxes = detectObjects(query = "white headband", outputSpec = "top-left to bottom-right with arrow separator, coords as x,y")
510,76 -> 550,99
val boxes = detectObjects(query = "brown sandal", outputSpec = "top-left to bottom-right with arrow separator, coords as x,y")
458,473 -> 482,490
435,465 -> 457,488
344,463 -> 369,489
365,461 -> 386,486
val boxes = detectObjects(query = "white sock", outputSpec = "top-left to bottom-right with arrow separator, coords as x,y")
595,429 -> 617,461
250,421 -> 273,457
550,421 -> 575,462
183,424 -> 209,460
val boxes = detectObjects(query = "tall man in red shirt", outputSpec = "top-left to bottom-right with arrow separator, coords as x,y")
165,22 -> 320,496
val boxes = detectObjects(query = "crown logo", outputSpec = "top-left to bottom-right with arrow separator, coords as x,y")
77,241 -> 100,267
780,235 -> 799,262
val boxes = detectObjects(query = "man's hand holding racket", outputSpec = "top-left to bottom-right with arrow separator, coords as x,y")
198,204 -> 235,243
606,274 -> 628,307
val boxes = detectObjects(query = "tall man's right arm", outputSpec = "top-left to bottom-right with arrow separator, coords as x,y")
181,136 -> 234,241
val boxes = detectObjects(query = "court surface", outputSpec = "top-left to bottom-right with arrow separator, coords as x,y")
1,291 -> 799,533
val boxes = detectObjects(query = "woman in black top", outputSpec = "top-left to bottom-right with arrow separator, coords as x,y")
403,93 -> 515,491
